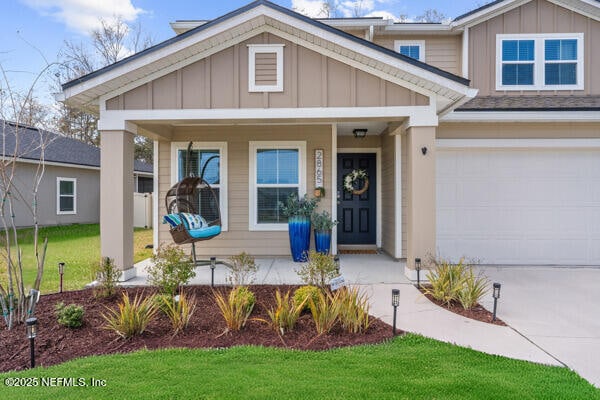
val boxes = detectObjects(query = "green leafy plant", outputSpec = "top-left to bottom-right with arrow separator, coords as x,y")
309,289 -> 342,334
54,302 -> 85,328
226,252 -> 258,286
261,289 -> 305,335
311,210 -> 338,232
148,244 -> 196,296
296,250 -> 338,287
102,292 -> 157,339
293,285 -> 321,312
424,259 -> 467,307
456,269 -> 489,310
214,286 -> 256,332
337,287 -> 370,333
279,193 -> 320,218
155,291 -> 197,334
93,257 -> 122,298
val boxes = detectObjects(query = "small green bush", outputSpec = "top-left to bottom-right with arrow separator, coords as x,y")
296,251 -> 338,287
93,257 -> 121,298
293,285 -> 321,312
214,286 -> 256,332
456,269 -> 489,310
262,289 -> 305,335
226,252 -> 258,286
102,292 -> 157,339
54,302 -> 85,328
309,290 -> 342,334
155,291 -> 197,334
148,244 -> 196,296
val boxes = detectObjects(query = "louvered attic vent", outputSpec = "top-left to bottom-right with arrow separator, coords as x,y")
248,44 -> 284,92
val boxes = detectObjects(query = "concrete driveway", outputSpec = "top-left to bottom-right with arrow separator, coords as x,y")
476,266 -> 600,388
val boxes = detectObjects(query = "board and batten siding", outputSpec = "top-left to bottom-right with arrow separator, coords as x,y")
157,125 -> 332,257
469,0 -> 600,96
106,32 -> 428,111
373,35 -> 462,76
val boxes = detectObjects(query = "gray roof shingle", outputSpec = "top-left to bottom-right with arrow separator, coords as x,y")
0,121 -> 153,173
457,95 -> 600,111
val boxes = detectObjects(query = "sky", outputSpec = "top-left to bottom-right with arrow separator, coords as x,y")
0,0 -> 489,104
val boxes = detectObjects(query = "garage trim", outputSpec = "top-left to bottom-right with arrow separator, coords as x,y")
437,138 -> 600,149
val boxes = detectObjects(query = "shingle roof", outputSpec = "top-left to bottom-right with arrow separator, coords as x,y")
0,121 -> 153,173
457,95 -> 600,111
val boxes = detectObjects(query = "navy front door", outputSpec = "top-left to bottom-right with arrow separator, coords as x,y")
337,153 -> 376,245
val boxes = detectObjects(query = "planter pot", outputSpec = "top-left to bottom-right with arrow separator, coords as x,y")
288,216 -> 311,262
314,230 -> 332,255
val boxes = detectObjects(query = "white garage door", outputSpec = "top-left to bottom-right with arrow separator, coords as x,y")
436,145 -> 600,265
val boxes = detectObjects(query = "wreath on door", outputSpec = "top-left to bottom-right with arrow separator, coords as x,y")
344,169 -> 369,196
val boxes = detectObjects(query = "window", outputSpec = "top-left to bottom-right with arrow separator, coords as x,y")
57,178 -> 76,215
171,142 -> 228,231
249,141 -> 306,231
248,44 -> 284,92
496,33 -> 584,90
394,40 -> 425,62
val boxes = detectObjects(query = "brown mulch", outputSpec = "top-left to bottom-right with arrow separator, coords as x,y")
0,286 -> 394,373
418,286 -> 506,326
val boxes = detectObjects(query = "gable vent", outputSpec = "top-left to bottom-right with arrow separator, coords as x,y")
248,44 -> 284,92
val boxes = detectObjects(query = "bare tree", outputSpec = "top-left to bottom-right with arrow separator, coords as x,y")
415,9 -> 448,23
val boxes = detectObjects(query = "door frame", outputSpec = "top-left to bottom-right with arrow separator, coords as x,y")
336,148 -> 382,249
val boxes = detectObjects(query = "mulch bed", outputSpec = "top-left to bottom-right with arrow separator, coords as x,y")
0,286 -> 394,373
417,285 -> 506,326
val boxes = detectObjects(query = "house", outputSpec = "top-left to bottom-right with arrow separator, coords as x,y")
58,0 -> 600,280
0,120 -> 153,227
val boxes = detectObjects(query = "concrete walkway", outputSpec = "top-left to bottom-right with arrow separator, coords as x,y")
128,255 -> 597,384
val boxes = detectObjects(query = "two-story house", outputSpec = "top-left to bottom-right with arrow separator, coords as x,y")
58,0 -> 600,280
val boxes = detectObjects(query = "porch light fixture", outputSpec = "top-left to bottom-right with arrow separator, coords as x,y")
210,257 -> 216,288
421,146 -> 428,155
392,289 -> 400,335
353,129 -> 368,139
58,262 -> 65,293
415,258 -> 422,289
26,317 -> 38,368
334,255 -> 340,274
492,282 -> 501,321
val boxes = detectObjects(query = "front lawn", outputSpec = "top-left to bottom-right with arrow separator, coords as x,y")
0,334 -> 597,399
0,224 -> 153,293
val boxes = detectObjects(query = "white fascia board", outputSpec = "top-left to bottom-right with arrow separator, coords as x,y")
384,24 -> 454,33
451,0 -> 530,29
169,20 -> 209,34
441,111 -> 600,123
98,106 -> 436,131
437,138 -> 600,149
318,18 -> 391,27
546,0 -> 600,21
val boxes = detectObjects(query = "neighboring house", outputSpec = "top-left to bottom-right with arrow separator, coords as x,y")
58,0 -> 600,280
0,120 -> 153,227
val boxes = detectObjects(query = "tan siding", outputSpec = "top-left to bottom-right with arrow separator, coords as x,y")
115,33 -> 424,111
381,132 -> 395,256
373,35 -> 462,76
438,122 -> 600,139
401,133 -> 407,258
337,135 -> 382,149
158,125 -> 332,257
469,0 -> 600,95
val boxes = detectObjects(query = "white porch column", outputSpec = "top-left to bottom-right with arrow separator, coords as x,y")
100,129 -> 135,280
405,125 -> 436,274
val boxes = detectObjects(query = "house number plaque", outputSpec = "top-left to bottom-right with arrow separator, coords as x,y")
315,149 -> 324,188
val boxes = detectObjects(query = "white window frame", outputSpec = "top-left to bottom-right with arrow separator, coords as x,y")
248,44 -> 284,92
495,33 -> 584,91
394,40 -> 425,62
170,142 -> 228,231
249,141 -> 306,231
56,177 -> 77,215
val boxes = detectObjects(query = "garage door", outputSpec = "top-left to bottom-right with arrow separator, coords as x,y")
436,144 -> 600,265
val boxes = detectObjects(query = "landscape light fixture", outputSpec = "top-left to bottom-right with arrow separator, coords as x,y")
210,257 -> 216,287
58,262 -> 65,293
415,258 -> 422,288
353,129 -> 368,139
492,282 -> 501,321
392,289 -> 400,335
26,317 -> 38,368
334,255 -> 340,274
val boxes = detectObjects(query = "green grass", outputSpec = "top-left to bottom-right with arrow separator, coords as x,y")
0,335 -> 597,399
0,224 -> 153,294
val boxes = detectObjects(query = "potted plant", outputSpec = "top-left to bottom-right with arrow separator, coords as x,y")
311,210 -> 338,254
280,193 -> 320,262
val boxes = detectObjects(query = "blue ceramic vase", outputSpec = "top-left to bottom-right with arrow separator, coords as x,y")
288,215 -> 311,262
314,230 -> 331,254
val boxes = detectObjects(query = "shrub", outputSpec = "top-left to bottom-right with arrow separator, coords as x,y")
226,252 -> 258,286
262,289 -> 305,335
296,251 -> 338,287
456,269 -> 489,310
214,286 -> 255,332
155,291 -> 197,334
293,285 -> 321,312
337,287 -> 370,334
93,257 -> 121,298
311,210 -> 338,232
309,290 -> 342,334
54,302 -> 85,328
424,259 -> 467,307
148,244 -> 196,296
102,292 -> 157,339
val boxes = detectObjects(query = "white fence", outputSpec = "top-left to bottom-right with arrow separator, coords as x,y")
134,193 -> 153,228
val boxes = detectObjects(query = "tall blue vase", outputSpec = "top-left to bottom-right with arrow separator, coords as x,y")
314,230 -> 331,254
288,215 -> 311,262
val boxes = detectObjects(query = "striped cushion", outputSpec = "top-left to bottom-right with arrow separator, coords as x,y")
180,213 -> 207,230
163,214 -> 182,228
